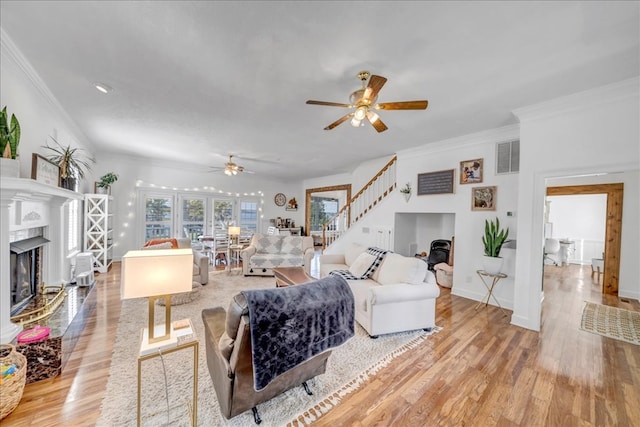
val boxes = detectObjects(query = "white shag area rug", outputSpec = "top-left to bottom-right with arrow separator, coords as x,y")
97,271 -> 440,426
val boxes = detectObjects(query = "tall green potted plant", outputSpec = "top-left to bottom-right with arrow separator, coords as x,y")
482,217 -> 509,274
42,138 -> 95,191
0,106 -> 21,177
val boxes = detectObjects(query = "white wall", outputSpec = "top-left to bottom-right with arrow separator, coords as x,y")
306,124 -> 521,312
513,77 -> 640,330
94,152 -> 305,261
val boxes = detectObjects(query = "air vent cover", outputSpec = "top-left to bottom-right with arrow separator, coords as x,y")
496,140 -> 520,174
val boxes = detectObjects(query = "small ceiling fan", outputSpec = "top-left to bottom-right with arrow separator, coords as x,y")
306,71 -> 428,133
210,155 -> 255,176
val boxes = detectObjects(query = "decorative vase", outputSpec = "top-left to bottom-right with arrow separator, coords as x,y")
402,192 -> 411,203
482,255 -> 504,275
0,158 -> 20,178
96,186 -> 108,195
61,177 -> 78,192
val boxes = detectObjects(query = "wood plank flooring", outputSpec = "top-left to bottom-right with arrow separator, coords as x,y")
3,262 -> 638,426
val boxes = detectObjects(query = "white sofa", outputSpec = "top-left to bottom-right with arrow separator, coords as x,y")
240,234 -> 314,276
319,243 -> 440,337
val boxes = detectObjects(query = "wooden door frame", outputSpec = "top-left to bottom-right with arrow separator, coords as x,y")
546,183 -> 623,295
305,184 -> 352,239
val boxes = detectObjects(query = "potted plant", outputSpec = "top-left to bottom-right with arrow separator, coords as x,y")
96,172 -> 119,194
42,138 -> 95,191
481,217 -> 509,274
0,106 -> 21,177
399,182 -> 412,202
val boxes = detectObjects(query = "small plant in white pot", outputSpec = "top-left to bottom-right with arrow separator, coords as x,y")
96,172 -> 118,194
399,182 -> 412,202
482,217 -> 509,274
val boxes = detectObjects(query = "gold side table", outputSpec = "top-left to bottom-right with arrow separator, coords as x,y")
137,319 -> 198,426
475,270 -> 508,316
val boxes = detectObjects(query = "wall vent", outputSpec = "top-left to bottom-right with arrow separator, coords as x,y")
496,140 -> 520,174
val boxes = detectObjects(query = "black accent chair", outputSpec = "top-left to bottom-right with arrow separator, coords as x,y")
426,239 -> 451,271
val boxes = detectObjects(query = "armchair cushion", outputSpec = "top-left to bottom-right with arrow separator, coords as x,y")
255,235 -> 283,254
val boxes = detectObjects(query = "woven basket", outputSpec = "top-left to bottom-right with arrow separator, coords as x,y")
0,344 -> 27,420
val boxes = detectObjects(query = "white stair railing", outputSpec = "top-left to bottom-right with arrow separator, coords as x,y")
323,156 -> 397,249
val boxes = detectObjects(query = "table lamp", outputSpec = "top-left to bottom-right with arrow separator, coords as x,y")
228,226 -> 241,245
121,248 -> 193,349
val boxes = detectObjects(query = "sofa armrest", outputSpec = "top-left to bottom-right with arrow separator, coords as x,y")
303,247 -> 315,274
240,245 -> 256,260
368,282 -> 440,305
193,250 -> 209,285
319,253 -> 346,265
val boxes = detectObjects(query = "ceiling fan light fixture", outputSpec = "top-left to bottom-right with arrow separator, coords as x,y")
351,117 -> 362,127
354,106 -> 367,120
366,110 -> 380,123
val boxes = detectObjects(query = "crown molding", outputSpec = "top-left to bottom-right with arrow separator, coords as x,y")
1,27 -> 90,144
513,77 -> 640,123
398,123 -> 520,158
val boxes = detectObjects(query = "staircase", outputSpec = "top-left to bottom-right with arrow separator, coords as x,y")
322,155 -> 397,249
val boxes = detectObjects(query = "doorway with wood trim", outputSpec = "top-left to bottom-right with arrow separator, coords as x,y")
545,183 -> 623,295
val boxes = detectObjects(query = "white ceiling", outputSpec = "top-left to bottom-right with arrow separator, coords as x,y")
1,1 -> 638,180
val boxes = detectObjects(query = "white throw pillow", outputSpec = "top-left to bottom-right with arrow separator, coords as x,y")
344,243 -> 367,266
348,252 -> 377,278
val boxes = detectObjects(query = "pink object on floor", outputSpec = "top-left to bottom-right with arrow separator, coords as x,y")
17,325 -> 50,343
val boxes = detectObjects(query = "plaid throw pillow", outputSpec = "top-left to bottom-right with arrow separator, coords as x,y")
329,246 -> 391,281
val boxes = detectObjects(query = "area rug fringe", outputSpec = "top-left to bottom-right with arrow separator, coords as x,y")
287,326 -> 441,426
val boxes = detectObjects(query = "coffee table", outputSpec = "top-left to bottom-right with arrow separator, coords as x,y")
273,267 -> 315,287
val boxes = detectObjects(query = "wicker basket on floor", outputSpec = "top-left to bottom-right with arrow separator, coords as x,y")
0,344 -> 27,420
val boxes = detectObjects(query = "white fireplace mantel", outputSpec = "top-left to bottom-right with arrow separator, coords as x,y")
1,177 -> 83,343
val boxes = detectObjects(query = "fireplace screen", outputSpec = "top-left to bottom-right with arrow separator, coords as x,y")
10,236 -> 48,316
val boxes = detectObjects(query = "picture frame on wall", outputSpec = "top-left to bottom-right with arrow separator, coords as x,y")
471,186 -> 497,211
460,158 -> 483,184
31,153 -> 60,187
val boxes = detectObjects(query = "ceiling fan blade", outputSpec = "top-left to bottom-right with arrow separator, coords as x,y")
324,113 -> 353,130
374,100 -> 429,110
367,111 -> 388,133
306,100 -> 352,108
362,75 -> 387,103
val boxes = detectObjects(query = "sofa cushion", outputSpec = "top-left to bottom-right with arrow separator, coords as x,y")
376,253 -> 428,285
280,236 -> 304,255
250,254 -> 304,269
344,243 -> 367,266
348,252 -> 378,278
255,235 -> 283,254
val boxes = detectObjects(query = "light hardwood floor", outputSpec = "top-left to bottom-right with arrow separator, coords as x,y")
4,261 -> 639,426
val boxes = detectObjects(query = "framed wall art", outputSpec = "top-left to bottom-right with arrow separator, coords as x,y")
31,153 -> 60,187
460,158 -> 483,184
417,169 -> 455,195
471,186 -> 497,211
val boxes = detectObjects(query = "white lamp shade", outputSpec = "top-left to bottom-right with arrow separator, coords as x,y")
121,248 -> 193,299
228,226 -> 241,236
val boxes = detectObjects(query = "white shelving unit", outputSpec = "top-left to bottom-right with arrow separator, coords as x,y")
84,194 -> 114,273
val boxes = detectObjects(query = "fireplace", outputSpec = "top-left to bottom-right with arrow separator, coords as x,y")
10,236 -> 49,316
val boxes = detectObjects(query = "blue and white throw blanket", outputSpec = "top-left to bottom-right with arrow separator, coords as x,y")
242,275 -> 355,391
329,246 -> 391,280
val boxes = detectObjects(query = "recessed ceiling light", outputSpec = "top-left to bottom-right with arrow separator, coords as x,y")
94,83 -> 112,94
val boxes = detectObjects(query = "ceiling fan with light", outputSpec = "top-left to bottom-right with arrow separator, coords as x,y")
210,155 -> 255,176
306,71 -> 428,133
